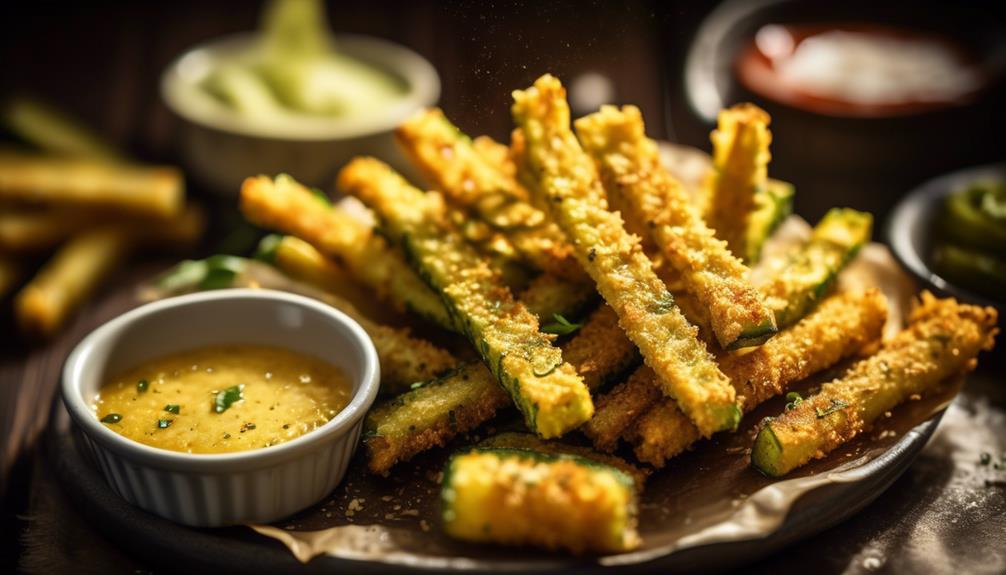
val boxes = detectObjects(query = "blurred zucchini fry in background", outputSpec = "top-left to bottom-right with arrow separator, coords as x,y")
512,74 -> 738,438
1,96 -> 123,161
752,293 -> 998,477
339,157 -> 593,438
15,229 -> 129,336
575,105 -> 776,350
703,103 -> 772,260
0,96 -> 202,338
0,150 -> 183,219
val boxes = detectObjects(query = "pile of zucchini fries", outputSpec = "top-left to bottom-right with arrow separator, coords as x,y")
237,74 -> 998,554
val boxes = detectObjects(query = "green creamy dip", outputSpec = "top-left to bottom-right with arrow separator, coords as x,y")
201,0 -> 404,122
933,179 -> 1006,298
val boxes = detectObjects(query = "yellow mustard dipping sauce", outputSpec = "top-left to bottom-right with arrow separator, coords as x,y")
93,344 -> 353,454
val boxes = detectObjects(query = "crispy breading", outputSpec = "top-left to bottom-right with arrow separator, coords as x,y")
559,304 -> 639,392
703,104 -> 771,258
628,289 -> 888,467
582,366 -> 662,452
752,292 -> 998,476
398,108 -> 585,281
240,174 -> 454,330
576,105 -> 776,349
517,272 -> 597,322
338,157 -> 592,438
512,74 -> 738,437
364,363 -> 510,475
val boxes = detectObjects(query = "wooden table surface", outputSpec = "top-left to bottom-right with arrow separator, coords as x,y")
1,1 -> 1004,573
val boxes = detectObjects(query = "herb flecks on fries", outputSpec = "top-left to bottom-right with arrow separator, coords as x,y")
338,157 -> 593,438
752,293 -> 998,477
575,105 -> 776,350
512,74 -> 739,438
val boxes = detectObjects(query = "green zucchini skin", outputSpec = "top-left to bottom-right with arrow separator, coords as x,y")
339,157 -> 593,438
745,179 -> 794,264
764,207 -> 872,329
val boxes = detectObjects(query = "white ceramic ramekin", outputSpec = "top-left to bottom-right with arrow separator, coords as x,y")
160,33 -> 440,193
61,289 -> 380,527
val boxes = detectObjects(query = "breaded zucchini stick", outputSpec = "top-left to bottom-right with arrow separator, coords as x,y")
364,298 -> 642,474
752,293 -> 998,477
15,228 -> 129,336
517,272 -> 597,323
397,108 -> 585,281
478,432 -> 648,490
703,103 -> 772,259
1,96 -> 123,161
559,304 -> 639,391
442,448 -> 640,553
575,105 -> 776,349
582,365 -> 663,452
339,157 -> 593,438
761,207 -> 872,328
0,150 -> 183,219
239,174 -> 454,330
746,180 -> 794,263
512,74 -> 738,437
365,363 -> 510,473
629,289 -> 888,466
264,235 -> 457,392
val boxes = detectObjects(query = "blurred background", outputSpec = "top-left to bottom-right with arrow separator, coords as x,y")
2,0 -> 1005,571
2,0 -> 1004,221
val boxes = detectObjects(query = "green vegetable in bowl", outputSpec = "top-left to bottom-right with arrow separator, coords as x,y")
932,179 -> 1006,299
201,0 -> 405,120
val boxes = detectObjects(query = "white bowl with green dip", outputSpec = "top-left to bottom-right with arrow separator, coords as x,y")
160,1 -> 439,193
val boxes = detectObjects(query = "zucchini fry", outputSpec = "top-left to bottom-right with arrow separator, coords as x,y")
363,300 -> 641,474
397,108 -> 584,281
761,207 -> 872,328
582,366 -> 662,452
1,96 -> 122,161
365,363 -> 511,473
239,174 -> 454,330
442,448 -> 640,553
559,304 -> 639,391
478,432 -> 648,490
703,103 -> 771,259
0,150 -> 182,219
265,235 -> 457,392
339,157 -> 593,438
746,180 -> 794,264
630,289 -> 888,466
576,105 -> 776,349
752,293 -> 998,477
15,228 -> 128,336
517,272 -> 597,322
512,74 -> 738,437
0,209 -> 101,252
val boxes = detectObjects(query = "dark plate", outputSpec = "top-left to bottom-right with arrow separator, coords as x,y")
47,395 -> 944,574
885,162 -> 1006,313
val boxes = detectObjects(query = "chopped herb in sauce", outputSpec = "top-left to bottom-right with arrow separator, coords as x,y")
541,314 -> 582,336
214,385 -> 244,414
980,452 -> 991,465
164,404 -> 181,414
100,413 -> 123,424
136,379 -> 149,393
157,419 -> 173,429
